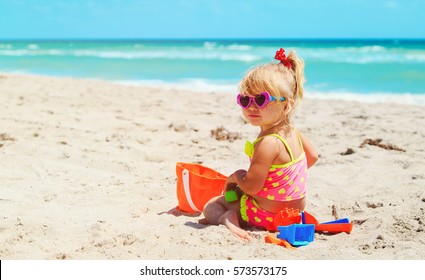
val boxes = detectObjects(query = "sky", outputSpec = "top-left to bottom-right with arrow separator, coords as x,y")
0,0 -> 424,39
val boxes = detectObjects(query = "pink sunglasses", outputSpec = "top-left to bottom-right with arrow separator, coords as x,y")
237,91 -> 285,109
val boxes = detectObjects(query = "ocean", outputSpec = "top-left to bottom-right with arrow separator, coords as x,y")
1,39 -> 425,104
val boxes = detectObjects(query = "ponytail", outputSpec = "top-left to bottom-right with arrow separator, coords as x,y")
274,48 -> 305,105
287,50 -> 305,104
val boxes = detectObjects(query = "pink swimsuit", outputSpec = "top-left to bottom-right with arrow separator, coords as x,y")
240,133 -> 307,230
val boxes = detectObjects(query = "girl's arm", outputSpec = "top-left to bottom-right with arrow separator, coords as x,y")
299,131 -> 319,168
231,136 -> 279,196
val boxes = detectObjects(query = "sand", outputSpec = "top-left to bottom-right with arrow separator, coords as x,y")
1,73 -> 424,260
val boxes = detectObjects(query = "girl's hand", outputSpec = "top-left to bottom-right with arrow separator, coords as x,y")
224,173 -> 244,202
224,173 -> 238,192
225,170 -> 247,192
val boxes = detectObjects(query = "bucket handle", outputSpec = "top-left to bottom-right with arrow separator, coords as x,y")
182,169 -> 201,212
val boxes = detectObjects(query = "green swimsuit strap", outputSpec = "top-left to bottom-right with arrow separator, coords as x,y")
252,133 -> 294,161
295,129 -> 304,151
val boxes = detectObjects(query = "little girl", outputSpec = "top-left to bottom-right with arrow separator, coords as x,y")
203,48 -> 319,241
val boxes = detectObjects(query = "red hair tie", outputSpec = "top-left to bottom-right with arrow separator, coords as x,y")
275,48 -> 293,69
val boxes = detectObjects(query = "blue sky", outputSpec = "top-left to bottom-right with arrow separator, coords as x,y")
0,0 -> 424,39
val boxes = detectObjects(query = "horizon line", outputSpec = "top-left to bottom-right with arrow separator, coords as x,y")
1,37 -> 425,42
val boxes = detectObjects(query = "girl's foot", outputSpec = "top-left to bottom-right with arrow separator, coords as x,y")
219,210 -> 253,242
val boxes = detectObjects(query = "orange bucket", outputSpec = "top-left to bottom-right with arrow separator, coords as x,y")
176,162 -> 227,213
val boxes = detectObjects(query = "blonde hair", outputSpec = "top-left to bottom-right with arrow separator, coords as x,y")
239,49 -> 305,127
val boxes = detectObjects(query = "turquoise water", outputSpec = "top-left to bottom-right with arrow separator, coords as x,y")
1,39 -> 425,102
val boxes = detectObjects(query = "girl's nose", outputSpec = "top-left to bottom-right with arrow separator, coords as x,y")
248,102 -> 258,111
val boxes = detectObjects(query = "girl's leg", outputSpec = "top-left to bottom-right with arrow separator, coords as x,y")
203,196 -> 253,241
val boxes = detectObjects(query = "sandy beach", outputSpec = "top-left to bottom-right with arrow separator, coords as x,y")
1,73 -> 424,260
